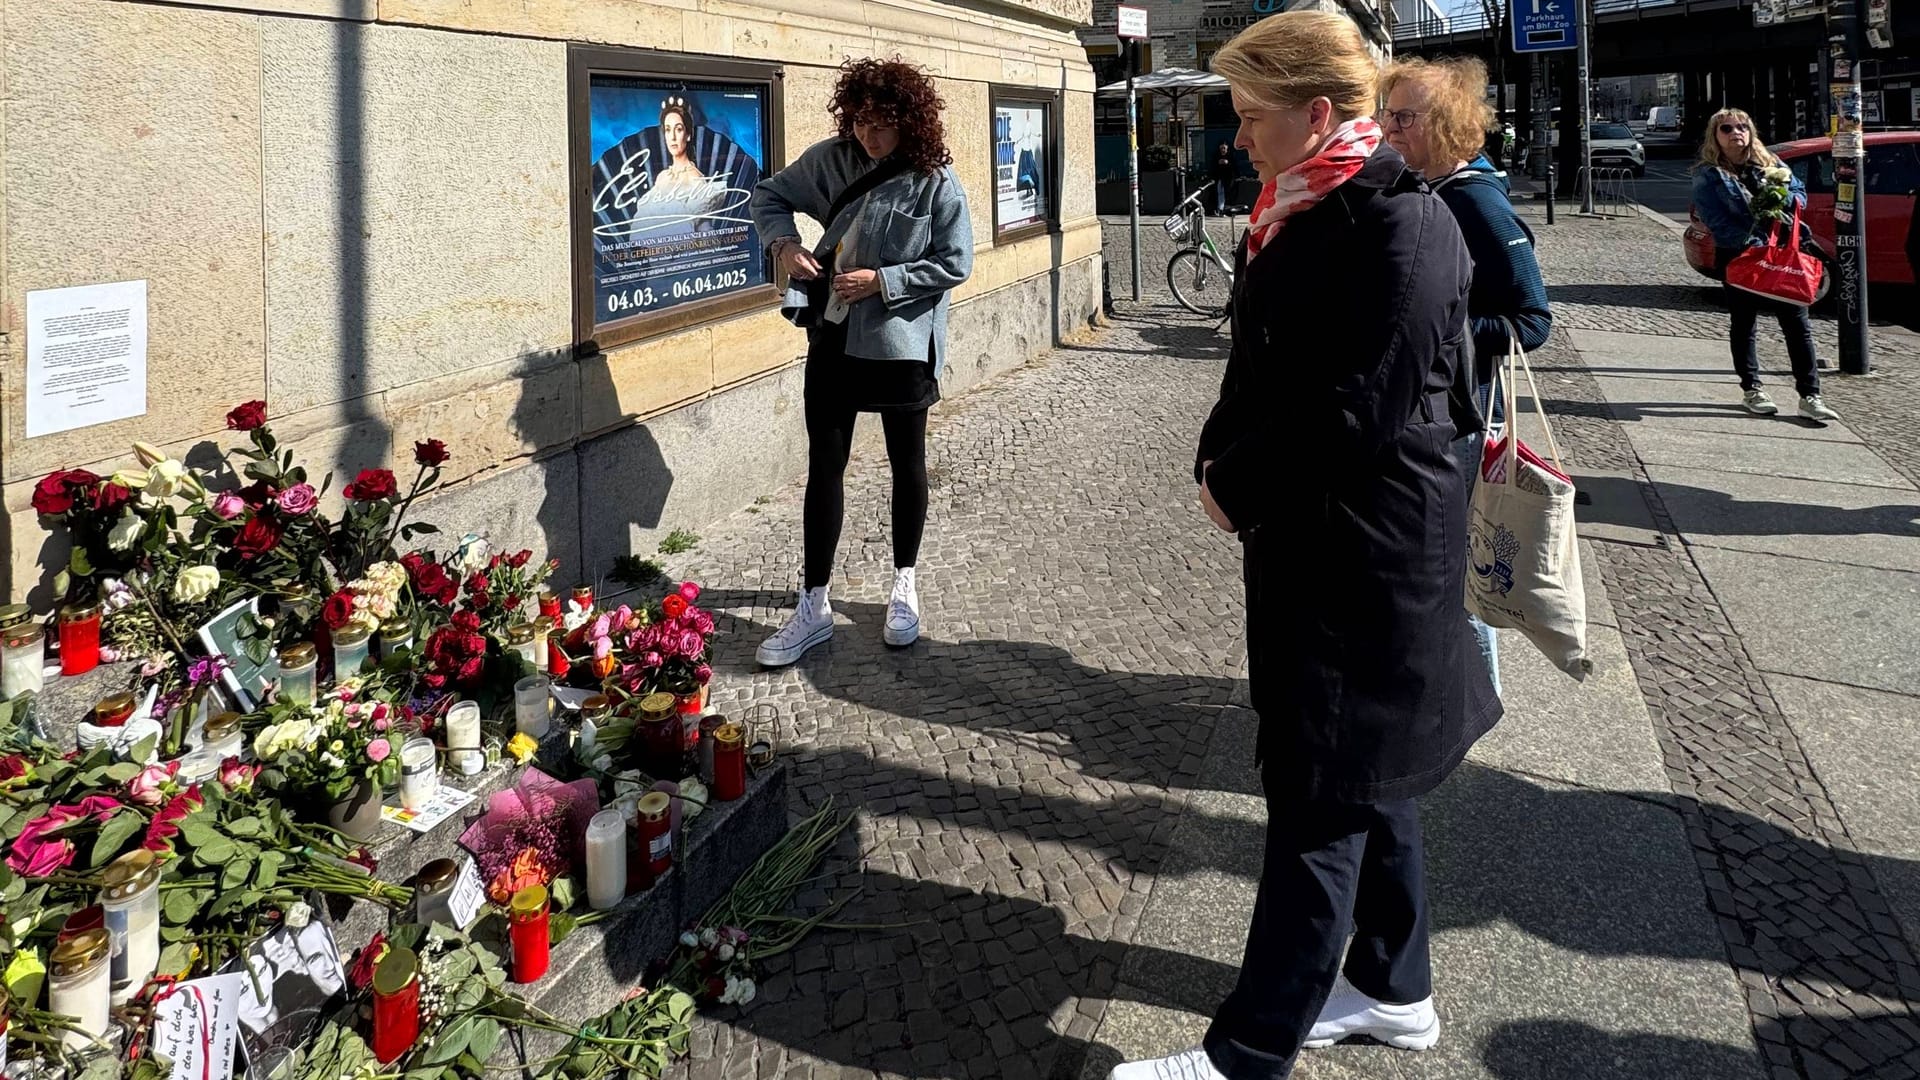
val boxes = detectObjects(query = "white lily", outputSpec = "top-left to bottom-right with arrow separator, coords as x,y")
172,564 -> 221,604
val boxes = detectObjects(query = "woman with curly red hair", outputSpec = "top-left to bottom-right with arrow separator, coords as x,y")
750,58 -> 973,665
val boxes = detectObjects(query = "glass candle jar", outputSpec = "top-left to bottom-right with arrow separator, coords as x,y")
413,859 -> 458,925
443,700 -> 484,776
49,928 -> 111,1051
514,675 -> 551,740
100,849 -> 161,1004
508,885 -> 551,983
202,712 -> 245,761
331,625 -> 372,681
378,619 -> 414,660
371,945 -> 421,1064
636,790 -> 672,880
506,623 -> 539,667
57,602 -> 103,677
748,738 -> 775,771
0,604 -> 29,631
637,693 -> 680,779
570,584 -> 594,611
92,693 -> 137,729
398,737 -> 437,811
585,808 -> 628,911
176,746 -> 222,787
538,590 -> 562,621
277,642 -> 319,706
1,623 -> 45,700
713,722 -> 747,802
58,905 -> 106,944
675,691 -> 704,761
531,621 -> 551,669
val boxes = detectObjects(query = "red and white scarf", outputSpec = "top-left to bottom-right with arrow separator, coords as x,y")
1244,117 -> 1383,262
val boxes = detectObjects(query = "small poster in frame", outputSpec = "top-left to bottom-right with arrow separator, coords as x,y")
196,598 -> 275,712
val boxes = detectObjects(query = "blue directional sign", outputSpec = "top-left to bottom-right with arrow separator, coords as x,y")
1511,0 -> 1578,52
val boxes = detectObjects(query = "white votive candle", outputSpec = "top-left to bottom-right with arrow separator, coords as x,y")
1,624 -> 46,700
399,737 -> 438,810
49,929 -> 112,1051
444,700 -> 483,777
584,809 -> 627,911
514,675 -> 551,740
101,849 -> 162,1004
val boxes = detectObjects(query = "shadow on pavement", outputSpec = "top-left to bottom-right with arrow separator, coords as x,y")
1572,473 -> 1920,541
1482,1020 -> 1761,1080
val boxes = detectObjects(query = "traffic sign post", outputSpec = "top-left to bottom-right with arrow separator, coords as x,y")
1118,4 -> 1148,303
1511,0 -> 1577,53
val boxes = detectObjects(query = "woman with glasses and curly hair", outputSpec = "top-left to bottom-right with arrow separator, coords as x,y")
749,58 -> 973,665
1692,107 -> 1838,422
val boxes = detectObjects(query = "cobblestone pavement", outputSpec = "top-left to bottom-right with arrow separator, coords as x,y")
1519,203 -> 1920,1079
659,276 -> 1245,1079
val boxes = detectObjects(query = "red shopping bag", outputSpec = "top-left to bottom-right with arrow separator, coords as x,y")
1725,205 -> 1823,307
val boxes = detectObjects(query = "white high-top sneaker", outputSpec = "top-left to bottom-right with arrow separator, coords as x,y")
1302,975 -> 1441,1050
755,587 -> 834,667
1107,1047 -> 1226,1080
883,567 -> 920,647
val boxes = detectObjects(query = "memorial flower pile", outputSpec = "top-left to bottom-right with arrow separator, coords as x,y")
252,683 -> 404,801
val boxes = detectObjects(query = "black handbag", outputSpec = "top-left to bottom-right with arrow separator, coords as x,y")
792,156 -> 912,327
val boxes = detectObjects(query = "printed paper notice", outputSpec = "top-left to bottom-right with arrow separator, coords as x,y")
152,972 -> 246,1080
448,856 -> 487,929
25,280 -> 148,438
380,783 -> 477,834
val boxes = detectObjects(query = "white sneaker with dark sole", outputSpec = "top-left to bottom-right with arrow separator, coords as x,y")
755,587 -> 833,667
1302,976 -> 1441,1051
883,567 -> 920,648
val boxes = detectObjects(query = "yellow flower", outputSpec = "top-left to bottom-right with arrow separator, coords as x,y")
506,733 -> 539,764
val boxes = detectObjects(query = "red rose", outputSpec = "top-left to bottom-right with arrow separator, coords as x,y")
233,516 -> 283,559
456,657 -> 486,685
238,480 -> 278,508
422,672 -> 448,690
348,933 -> 388,992
488,554 -> 504,570
31,473 -> 74,515
343,468 -> 397,502
422,567 -> 457,606
225,400 -> 268,431
510,550 -> 532,569
0,755 -> 30,782
451,611 -> 482,633
662,594 -> 689,620
413,439 -> 450,467
322,590 -> 356,630
92,482 -> 133,513
466,573 -> 489,595
470,592 -> 490,611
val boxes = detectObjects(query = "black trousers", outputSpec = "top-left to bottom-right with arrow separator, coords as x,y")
1724,280 -> 1820,398
802,399 -> 929,590
1203,793 -> 1432,1080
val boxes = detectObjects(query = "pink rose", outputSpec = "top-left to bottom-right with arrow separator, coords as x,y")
211,491 -> 246,520
695,664 -> 713,684
218,757 -> 260,792
10,836 -> 76,877
642,651 -> 664,669
374,717 -> 391,732
129,761 -> 177,806
678,630 -> 705,659
692,610 -> 716,636
679,582 -> 701,603
278,483 -> 318,515
366,738 -> 392,763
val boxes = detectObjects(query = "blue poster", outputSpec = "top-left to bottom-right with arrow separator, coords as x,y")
587,75 -> 769,326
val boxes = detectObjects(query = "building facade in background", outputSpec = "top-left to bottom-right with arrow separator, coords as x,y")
0,0 -> 1103,603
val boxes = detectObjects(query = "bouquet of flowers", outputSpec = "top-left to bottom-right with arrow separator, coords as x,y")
1748,164 -> 1795,226
252,683 -> 403,801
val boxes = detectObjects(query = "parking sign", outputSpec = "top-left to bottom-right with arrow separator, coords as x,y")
1117,4 -> 1149,39
1511,0 -> 1577,52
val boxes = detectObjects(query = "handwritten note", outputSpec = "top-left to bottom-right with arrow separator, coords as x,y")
448,857 -> 487,930
153,972 -> 245,1080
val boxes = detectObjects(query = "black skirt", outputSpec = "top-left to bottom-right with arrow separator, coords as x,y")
804,317 -> 940,413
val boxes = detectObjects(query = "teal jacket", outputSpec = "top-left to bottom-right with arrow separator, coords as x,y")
750,137 -> 973,374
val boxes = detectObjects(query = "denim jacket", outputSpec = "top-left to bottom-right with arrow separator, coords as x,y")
1692,164 -> 1807,252
750,137 -> 973,374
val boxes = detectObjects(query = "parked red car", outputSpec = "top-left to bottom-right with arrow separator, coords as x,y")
1685,130 -> 1920,289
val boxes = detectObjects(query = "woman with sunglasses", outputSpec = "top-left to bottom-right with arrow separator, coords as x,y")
1691,108 -> 1839,422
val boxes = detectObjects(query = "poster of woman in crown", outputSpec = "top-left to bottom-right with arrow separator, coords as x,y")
586,75 -> 771,329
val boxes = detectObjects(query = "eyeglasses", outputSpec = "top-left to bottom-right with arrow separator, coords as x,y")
1382,109 -> 1424,130
1719,123 -> 1750,134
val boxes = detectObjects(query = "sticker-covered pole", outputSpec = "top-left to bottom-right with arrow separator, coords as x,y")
1828,0 -> 1871,375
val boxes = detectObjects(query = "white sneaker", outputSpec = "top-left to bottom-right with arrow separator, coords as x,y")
1107,1046 -> 1226,1080
1302,975 -> 1441,1051
1742,389 -> 1779,415
1798,394 -> 1840,422
883,567 -> 920,647
755,587 -> 833,667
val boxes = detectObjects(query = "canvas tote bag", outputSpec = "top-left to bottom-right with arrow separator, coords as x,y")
1464,330 -> 1593,681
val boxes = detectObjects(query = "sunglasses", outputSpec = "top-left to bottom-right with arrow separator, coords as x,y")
1719,123 -> 1750,134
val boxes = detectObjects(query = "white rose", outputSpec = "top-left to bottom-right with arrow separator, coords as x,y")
716,943 -> 735,962
736,978 -> 756,1005
348,609 -> 382,635
107,511 -> 147,551
254,717 -> 314,759
172,564 -> 221,605
145,459 -> 188,499
285,901 -> 312,929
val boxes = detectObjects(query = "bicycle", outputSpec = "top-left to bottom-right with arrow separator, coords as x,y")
1163,182 -> 1238,317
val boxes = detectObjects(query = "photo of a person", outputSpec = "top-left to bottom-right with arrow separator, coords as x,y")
230,922 -> 347,1078
655,96 -> 706,193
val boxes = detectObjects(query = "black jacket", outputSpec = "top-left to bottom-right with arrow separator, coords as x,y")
1196,145 -> 1502,804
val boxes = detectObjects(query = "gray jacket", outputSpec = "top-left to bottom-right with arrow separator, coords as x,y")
750,137 -> 973,375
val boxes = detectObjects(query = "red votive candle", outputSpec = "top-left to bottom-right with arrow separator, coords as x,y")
371,946 -> 421,1064
712,722 -> 747,802
58,603 -> 102,676
509,885 -> 550,983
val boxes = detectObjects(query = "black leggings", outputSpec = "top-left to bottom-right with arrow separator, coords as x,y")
803,401 -> 929,590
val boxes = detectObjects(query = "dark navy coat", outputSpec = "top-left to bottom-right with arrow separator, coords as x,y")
1196,145 -> 1503,804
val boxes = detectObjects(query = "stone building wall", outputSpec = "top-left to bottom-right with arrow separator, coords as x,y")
0,0 -> 1104,604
